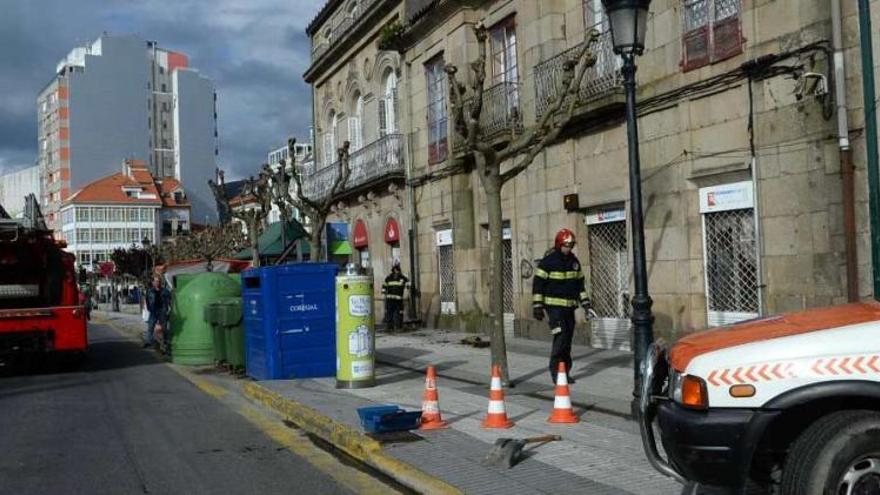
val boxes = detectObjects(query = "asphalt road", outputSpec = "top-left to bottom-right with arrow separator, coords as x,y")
0,323 -> 361,495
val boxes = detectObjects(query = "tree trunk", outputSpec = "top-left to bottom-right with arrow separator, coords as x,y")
482,169 -> 510,384
310,218 -> 326,262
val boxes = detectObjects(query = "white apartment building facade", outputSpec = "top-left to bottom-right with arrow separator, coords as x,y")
60,159 -> 191,269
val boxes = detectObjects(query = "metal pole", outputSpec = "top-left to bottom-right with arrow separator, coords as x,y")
858,0 -> 880,300
622,53 -> 654,408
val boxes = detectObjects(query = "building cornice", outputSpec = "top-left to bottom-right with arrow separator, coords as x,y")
304,0 -> 401,83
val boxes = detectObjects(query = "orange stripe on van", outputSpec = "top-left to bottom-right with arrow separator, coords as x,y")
669,303 -> 880,372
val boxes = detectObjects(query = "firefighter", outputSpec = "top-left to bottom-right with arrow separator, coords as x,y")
382,263 -> 408,331
532,228 -> 594,383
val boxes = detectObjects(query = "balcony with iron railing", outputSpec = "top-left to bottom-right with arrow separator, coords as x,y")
533,29 -> 624,120
452,80 -> 523,153
311,40 -> 330,61
309,0 -> 382,63
302,133 -> 405,201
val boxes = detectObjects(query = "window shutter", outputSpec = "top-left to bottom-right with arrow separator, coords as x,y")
390,88 -> 399,133
378,97 -> 387,138
712,9 -> 742,62
683,26 -> 710,71
682,0 -> 710,71
348,116 -> 361,151
323,133 -> 333,166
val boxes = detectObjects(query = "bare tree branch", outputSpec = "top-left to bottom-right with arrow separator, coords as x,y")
498,28 -> 600,172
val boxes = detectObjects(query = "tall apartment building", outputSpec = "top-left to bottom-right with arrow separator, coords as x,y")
303,0 -> 880,346
0,166 -> 41,218
37,33 -> 219,233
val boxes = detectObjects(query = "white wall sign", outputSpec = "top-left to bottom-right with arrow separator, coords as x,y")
699,181 -> 754,214
436,228 -> 453,246
585,207 -> 626,225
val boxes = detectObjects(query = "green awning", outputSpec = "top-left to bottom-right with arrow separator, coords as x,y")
234,219 -> 310,260
328,240 -> 352,256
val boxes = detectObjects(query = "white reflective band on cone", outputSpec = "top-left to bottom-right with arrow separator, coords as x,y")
553,395 -> 572,409
487,401 -> 506,414
490,377 -> 502,389
423,402 -> 439,413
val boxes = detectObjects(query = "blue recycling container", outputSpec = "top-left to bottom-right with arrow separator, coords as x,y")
242,263 -> 338,380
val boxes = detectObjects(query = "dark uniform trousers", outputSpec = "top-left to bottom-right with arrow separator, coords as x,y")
547,306 -> 576,380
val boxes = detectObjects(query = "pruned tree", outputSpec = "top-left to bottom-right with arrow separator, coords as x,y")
446,24 -> 601,383
271,138 -> 351,262
159,223 -> 246,266
209,169 -> 273,266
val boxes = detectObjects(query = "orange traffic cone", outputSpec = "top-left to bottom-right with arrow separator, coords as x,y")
548,362 -> 579,424
482,365 -> 515,429
420,365 -> 449,430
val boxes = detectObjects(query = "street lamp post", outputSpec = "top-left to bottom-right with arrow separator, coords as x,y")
602,0 -> 654,408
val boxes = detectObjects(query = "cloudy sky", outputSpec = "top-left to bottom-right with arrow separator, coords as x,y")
0,0 -> 325,179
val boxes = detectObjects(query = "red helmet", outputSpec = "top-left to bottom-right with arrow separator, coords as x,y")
554,228 -> 576,249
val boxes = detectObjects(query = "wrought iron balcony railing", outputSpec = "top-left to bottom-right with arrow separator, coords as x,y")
311,0 -> 382,62
302,133 -> 405,201
452,80 -> 523,152
311,41 -> 330,61
533,29 -> 623,119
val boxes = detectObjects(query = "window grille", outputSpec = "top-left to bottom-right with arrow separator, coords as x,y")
502,239 -> 513,312
703,208 -> 759,326
438,245 -> 456,314
588,220 -> 631,350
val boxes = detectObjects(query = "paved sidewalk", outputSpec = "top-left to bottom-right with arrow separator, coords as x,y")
259,329 -> 681,495
96,311 -> 682,494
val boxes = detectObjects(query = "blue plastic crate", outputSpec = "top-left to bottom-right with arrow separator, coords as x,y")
357,405 -> 422,434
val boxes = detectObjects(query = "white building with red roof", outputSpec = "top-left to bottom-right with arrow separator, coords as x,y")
59,159 -> 191,269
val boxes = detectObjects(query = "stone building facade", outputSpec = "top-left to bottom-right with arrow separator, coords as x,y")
304,0 -> 879,346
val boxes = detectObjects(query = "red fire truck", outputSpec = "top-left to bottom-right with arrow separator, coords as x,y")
0,195 -> 87,363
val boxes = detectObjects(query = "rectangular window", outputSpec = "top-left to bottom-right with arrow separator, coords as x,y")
112,228 -> 124,242
128,229 -> 140,243
94,252 -> 106,263
490,16 -> 518,85
140,209 -> 152,222
78,229 -> 91,243
425,54 -> 448,164
94,228 -> 107,243
111,208 -> 124,222
128,208 -> 139,222
682,0 -> 742,71
92,208 -> 106,222
76,208 -> 90,222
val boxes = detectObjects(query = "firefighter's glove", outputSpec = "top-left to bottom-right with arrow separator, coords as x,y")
533,305 -> 545,321
581,301 -> 598,320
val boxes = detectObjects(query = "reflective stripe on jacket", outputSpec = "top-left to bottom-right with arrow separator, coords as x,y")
382,273 -> 408,300
532,249 -> 589,308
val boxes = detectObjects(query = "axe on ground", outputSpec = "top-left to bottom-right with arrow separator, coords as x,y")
482,434 -> 562,468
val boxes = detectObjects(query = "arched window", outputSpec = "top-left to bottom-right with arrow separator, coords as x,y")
324,111 -> 337,166
348,93 -> 364,151
379,70 -> 398,137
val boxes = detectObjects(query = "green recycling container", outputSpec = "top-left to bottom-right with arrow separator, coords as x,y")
171,272 -> 241,365
335,274 -> 375,388
218,298 -> 244,371
204,304 -> 228,364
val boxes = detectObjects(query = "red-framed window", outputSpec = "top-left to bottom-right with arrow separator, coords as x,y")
425,54 -> 448,165
682,0 -> 743,72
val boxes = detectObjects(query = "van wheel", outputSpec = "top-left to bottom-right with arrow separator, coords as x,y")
780,410 -> 880,495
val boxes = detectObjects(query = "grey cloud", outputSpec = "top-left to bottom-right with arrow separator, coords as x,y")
0,0 -> 323,180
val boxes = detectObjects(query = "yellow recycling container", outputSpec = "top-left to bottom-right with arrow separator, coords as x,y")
336,273 -> 375,388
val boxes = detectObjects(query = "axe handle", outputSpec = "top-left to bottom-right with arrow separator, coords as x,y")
523,434 -> 562,444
